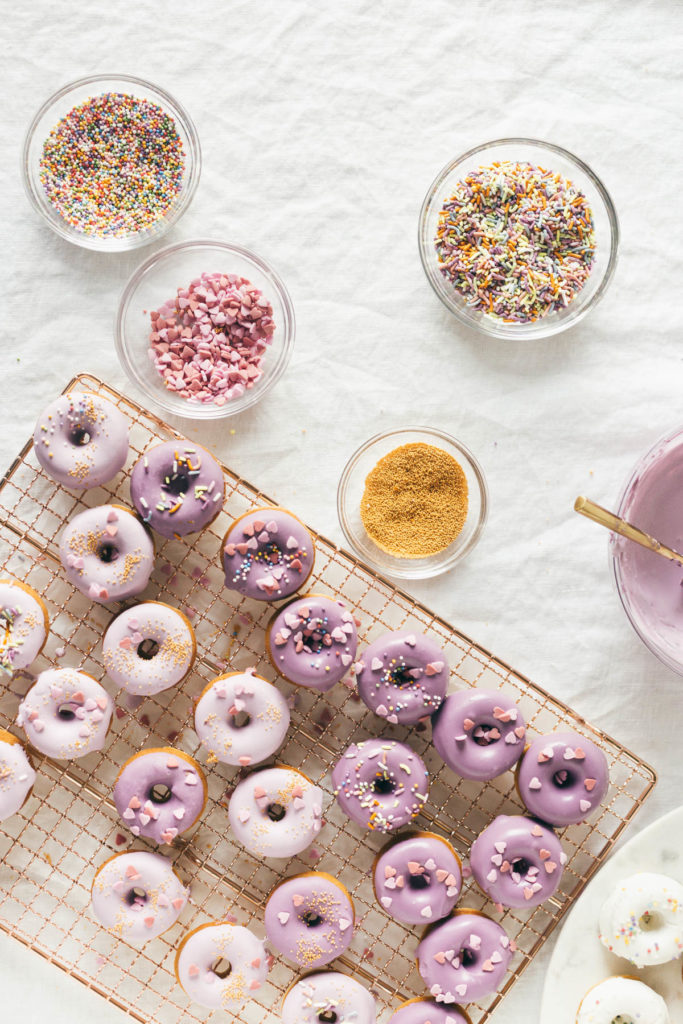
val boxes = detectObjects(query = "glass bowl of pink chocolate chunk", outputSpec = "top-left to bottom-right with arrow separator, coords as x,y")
115,239 -> 295,419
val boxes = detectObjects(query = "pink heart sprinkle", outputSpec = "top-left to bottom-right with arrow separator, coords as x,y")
463,718 -> 474,731
107,510 -> 118,523
539,848 -> 551,860
172,897 -> 185,911
544,861 -> 557,874
579,799 -> 591,813
584,778 -> 596,791
482,959 -> 494,972
188,964 -> 200,978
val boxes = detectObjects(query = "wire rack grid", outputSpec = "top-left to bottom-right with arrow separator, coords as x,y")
0,373 -> 655,1024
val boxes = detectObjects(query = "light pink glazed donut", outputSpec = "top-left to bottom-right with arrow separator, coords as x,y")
33,391 -> 129,490
59,504 -> 154,603
0,730 -> 36,822
0,579 -> 49,675
103,601 -> 195,696
228,766 -> 324,858
91,851 -> 188,942
175,921 -> 268,1011
16,668 -> 113,759
194,668 -> 290,767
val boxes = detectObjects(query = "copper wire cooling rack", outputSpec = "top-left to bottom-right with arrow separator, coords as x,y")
0,373 -> 655,1024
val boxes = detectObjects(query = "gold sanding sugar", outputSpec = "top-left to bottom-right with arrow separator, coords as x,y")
360,442 -> 469,558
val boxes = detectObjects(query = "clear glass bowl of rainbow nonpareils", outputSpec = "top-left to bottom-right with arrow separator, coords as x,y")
116,239 -> 295,420
337,426 -> 488,579
419,138 -> 619,340
22,74 -> 201,252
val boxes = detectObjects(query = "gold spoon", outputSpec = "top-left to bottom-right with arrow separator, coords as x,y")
574,496 -> 683,565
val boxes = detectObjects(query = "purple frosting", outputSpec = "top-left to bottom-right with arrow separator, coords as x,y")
470,815 -> 566,909
417,912 -> 512,1005
388,1000 -> 470,1024
517,731 -> 609,827
331,738 -> 430,833
222,507 -> 314,601
113,747 -> 207,844
431,689 -> 526,781
264,872 -> 354,968
374,832 -> 461,925
131,441 -> 224,538
355,630 -> 448,725
267,594 -> 358,691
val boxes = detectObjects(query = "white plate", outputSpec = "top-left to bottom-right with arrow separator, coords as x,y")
540,806 -> 683,1023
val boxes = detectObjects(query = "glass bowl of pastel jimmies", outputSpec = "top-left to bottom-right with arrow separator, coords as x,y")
419,138 -> 619,340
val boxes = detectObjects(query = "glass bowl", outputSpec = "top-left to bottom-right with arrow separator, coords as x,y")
419,138 -> 619,341
22,73 -> 201,252
115,239 -> 295,420
337,426 -> 488,580
610,425 -> 683,675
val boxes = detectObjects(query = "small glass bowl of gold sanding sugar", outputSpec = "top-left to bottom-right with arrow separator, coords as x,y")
337,427 -> 488,579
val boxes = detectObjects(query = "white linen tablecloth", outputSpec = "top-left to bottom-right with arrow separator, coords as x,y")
3,1 -> 683,1020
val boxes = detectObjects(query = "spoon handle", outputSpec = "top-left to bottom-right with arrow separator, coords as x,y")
574,496 -> 683,564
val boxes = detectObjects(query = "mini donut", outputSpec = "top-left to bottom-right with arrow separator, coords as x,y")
265,871 -> 354,968
599,872 -> 683,966
17,668 -> 113,759
91,850 -> 188,942
576,976 -> 670,1024
0,729 -> 36,822
431,689 -> 526,781
266,593 -> 358,692
416,909 -> 513,1005
388,998 -> 471,1024
282,971 -> 376,1024
331,738 -> 430,833
228,765 -> 324,858
355,630 -> 448,725
130,440 -> 225,538
59,504 -> 154,603
114,747 -> 208,844
33,391 -> 129,490
103,601 -> 195,696
373,830 -> 462,925
175,921 -> 268,1011
194,668 -> 290,767
517,731 -> 609,826
222,506 -> 315,601
0,578 -> 49,674
470,815 -> 566,909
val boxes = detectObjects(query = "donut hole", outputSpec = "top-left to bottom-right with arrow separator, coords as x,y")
318,1012 -> 338,1024
266,802 -> 286,822
165,472 -> 190,497
301,620 -> 327,654
459,946 -> 478,968
97,542 -> 119,564
149,783 -> 172,804
473,724 -> 500,747
57,702 -> 77,721
137,638 -> 160,660
126,886 -> 147,906
408,872 -> 430,890
302,910 -> 323,928
639,910 -> 664,932
69,425 -> 91,446
372,774 -> 395,795
511,857 -> 532,877
389,665 -> 416,688
552,769 -> 574,788
230,710 -> 251,729
210,956 -> 232,979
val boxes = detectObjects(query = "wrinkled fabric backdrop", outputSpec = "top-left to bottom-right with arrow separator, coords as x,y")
3,1 -> 683,1020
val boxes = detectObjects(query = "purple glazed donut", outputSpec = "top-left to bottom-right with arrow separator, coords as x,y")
331,738 -> 429,833
470,815 -> 566,909
431,690 -> 526,781
222,506 -> 314,601
373,831 -> 462,925
267,593 -> 358,692
59,504 -> 154,603
114,747 -> 208,844
355,630 -> 448,725
264,871 -> 354,968
388,999 -> 471,1024
417,911 -> 513,1005
130,441 -> 225,538
33,391 -> 129,490
517,731 -> 610,827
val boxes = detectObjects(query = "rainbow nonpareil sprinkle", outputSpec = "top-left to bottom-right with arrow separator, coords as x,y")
39,92 -> 185,238
434,161 -> 596,324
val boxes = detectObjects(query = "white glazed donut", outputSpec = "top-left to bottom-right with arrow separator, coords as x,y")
59,504 -> 154,603
175,921 -> 268,1011
576,976 -> 670,1024
17,668 -> 113,759
103,601 -> 195,696
194,668 -> 290,767
599,872 -> 683,966
91,851 -> 188,942
228,766 -> 324,858
0,578 -> 49,674
282,971 -> 377,1024
0,729 -> 36,822
33,391 -> 129,490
